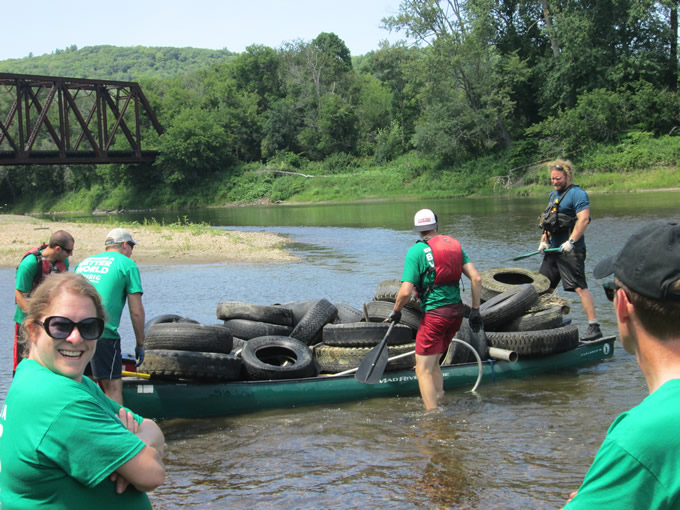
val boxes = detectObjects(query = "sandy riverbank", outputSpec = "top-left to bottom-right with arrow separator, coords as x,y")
0,215 -> 298,268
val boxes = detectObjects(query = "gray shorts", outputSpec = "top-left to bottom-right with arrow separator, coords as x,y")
539,249 -> 588,292
90,337 -> 122,380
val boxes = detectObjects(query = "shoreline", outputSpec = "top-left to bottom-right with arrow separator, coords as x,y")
0,215 -> 298,268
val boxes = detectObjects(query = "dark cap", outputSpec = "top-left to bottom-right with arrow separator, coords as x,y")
593,220 -> 680,301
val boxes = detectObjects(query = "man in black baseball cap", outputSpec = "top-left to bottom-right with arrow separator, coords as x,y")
564,220 -> 680,508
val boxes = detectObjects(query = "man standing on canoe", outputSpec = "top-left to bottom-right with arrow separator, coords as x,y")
538,159 -> 601,341
75,228 -> 146,405
390,209 -> 482,411
564,220 -> 680,508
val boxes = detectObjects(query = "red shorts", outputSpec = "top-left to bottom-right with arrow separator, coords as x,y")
415,303 -> 464,356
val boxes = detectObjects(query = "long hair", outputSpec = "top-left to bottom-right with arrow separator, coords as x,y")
548,159 -> 574,180
20,273 -> 107,355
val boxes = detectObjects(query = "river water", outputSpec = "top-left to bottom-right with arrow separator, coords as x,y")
1,192 -> 678,508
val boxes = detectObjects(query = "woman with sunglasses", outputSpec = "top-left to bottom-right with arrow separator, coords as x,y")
0,272 -> 165,509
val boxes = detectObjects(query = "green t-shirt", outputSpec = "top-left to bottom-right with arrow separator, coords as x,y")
0,360 -> 150,510
401,237 -> 471,312
75,251 -> 143,340
566,379 -> 680,509
13,251 -> 70,324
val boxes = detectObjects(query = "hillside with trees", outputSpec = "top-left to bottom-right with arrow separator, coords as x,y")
0,45 -> 236,80
1,0 -> 679,213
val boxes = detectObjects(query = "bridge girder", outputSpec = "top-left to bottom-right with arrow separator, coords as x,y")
0,73 -> 164,166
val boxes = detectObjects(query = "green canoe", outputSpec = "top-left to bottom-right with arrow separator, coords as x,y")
122,336 -> 615,420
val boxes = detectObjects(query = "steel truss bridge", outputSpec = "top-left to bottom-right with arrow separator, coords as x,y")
0,73 -> 163,165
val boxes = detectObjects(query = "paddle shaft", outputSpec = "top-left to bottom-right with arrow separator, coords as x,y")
509,247 -> 561,261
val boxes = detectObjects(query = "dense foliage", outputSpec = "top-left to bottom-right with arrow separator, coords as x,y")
0,45 -> 236,80
1,0 -> 679,212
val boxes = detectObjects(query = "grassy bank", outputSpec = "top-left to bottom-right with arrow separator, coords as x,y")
3,133 -> 680,214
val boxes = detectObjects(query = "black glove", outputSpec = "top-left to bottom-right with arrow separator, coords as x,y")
387,309 -> 402,324
469,308 -> 483,333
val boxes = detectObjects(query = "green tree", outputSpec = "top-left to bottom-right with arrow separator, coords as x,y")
228,44 -> 284,111
362,42 -> 424,151
384,0 -> 529,161
155,108 -> 230,188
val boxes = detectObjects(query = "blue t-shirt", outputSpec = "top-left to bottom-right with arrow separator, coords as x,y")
545,185 -> 589,249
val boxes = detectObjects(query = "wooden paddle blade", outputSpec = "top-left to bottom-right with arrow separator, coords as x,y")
354,322 -> 394,384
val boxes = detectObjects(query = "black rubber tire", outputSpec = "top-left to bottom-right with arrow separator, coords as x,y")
499,305 -> 564,332
373,279 -> 421,312
364,300 -> 421,332
144,314 -> 199,333
145,323 -> 234,353
216,301 -> 294,326
289,298 -> 338,345
444,319 -> 489,364
480,267 -> 551,301
222,319 -> 293,340
280,300 -> 319,325
314,343 -> 416,374
144,314 -> 182,331
485,324 -> 579,357
241,336 -> 316,380
461,294 -> 472,318
141,349 -> 241,381
480,284 -> 539,331
231,337 -> 247,354
334,303 -> 364,324
322,322 -> 413,347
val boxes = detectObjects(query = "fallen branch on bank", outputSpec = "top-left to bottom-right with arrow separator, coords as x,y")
255,169 -> 316,178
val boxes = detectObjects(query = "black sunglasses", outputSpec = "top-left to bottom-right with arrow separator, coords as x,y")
602,281 -> 620,302
56,244 -> 73,255
550,164 -> 564,171
36,316 -> 104,340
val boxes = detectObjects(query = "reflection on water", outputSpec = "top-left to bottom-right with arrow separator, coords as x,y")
2,193 -> 678,508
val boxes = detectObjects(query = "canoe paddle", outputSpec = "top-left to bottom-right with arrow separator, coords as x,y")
354,322 -> 395,384
506,247 -> 561,261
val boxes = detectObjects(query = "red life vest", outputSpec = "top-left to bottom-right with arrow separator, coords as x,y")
18,244 -> 67,293
417,235 -> 463,298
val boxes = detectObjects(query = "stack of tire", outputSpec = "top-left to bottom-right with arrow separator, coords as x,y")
216,299 -> 362,380
312,280 -> 420,375
473,267 -> 579,358
140,315 -> 241,382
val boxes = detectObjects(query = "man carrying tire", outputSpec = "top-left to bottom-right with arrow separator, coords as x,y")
564,220 -> 680,507
75,228 -> 145,405
390,209 -> 482,411
538,159 -> 601,341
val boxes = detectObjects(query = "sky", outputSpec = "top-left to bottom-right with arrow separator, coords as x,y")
1,0 -> 408,61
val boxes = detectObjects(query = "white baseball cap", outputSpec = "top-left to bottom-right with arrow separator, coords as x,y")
105,228 -> 139,246
414,209 -> 437,232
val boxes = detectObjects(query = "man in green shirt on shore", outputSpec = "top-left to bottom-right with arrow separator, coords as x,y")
75,228 -> 146,405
